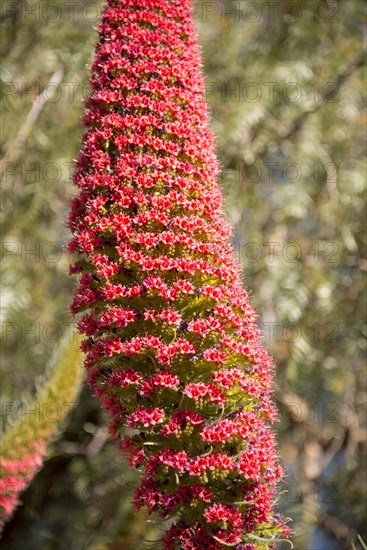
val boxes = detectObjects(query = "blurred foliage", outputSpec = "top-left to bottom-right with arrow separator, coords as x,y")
0,0 -> 366,548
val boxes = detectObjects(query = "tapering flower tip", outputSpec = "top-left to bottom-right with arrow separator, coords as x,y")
69,0 -> 290,547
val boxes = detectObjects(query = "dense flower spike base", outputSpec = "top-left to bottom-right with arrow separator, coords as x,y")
69,0 -> 290,547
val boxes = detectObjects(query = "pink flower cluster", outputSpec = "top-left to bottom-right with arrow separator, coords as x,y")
69,0 -> 290,547
0,443 -> 44,525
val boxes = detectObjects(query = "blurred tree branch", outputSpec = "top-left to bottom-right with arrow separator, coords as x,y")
252,51 -> 366,159
0,67 -> 64,179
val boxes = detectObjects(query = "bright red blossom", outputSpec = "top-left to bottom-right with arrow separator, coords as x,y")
69,0 -> 289,548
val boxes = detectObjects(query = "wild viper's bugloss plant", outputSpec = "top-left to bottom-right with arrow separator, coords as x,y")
69,0 -> 290,548
0,337 -> 82,530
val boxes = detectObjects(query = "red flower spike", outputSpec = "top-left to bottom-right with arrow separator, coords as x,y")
69,0 -> 290,547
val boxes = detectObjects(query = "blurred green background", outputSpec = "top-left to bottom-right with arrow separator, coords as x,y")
1,1 -> 366,548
